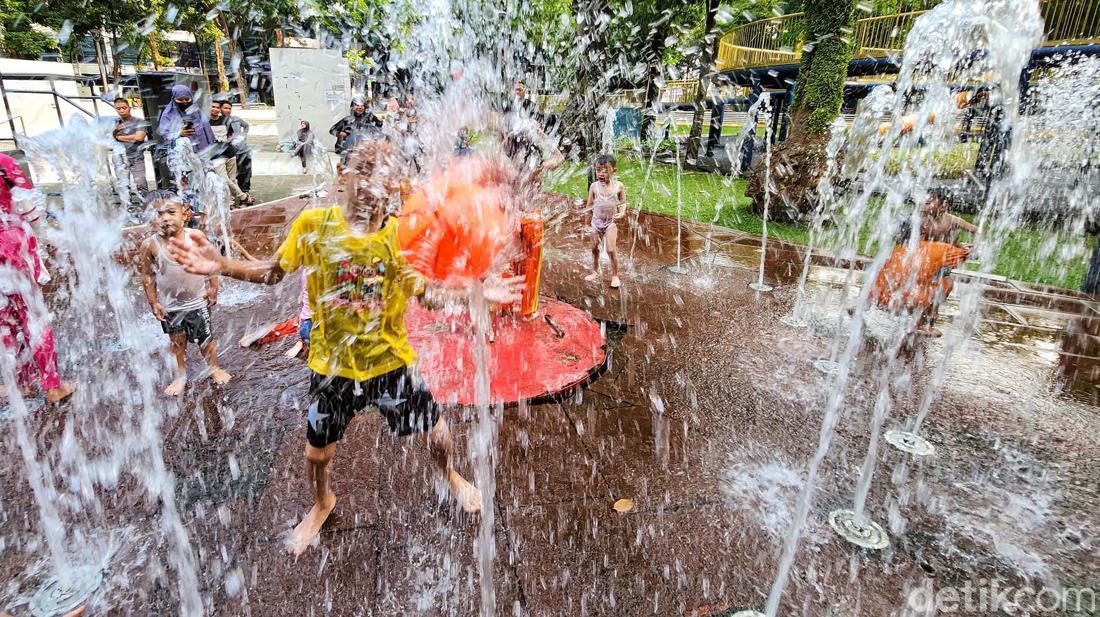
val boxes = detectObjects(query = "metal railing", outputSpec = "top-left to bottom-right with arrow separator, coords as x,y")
717,12 -> 805,71
853,11 -> 925,58
658,81 -> 748,105
1042,0 -> 1100,44
660,80 -> 698,105
717,0 -> 1100,71
0,72 -> 108,143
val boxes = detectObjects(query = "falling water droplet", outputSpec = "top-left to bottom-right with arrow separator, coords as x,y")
58,19 -> 72,45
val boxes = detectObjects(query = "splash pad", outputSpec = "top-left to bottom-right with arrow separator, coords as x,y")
407,296 -> 606,405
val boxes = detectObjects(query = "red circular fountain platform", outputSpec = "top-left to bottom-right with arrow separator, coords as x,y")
406,296 -> 606,406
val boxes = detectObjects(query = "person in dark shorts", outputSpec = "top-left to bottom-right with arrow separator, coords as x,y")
166,137 -> 522,555
112,97 -> 149,204
139,190 -> 231,396
307,368 -> 438,445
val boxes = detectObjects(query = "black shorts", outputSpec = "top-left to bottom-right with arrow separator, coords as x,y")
305,366 -> 440,448
161,306 -> 212,345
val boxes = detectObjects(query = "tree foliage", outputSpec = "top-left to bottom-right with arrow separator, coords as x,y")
792,0 -> 858,134
0,0 -> 57,59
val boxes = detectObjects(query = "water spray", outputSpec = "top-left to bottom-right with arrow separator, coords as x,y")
748,95 -> 774,293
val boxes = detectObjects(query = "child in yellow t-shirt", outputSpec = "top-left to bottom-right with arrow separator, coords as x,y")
167,138 -> 520,555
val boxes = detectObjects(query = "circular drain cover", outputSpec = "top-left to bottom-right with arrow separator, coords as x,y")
812,359 -> 839,375
778,314 -> 809,328
663,264 -> 692,275
748,282 -> 774,292
884,430 -> 936,456
828,509 -> 890,550
29,565 -> 102,617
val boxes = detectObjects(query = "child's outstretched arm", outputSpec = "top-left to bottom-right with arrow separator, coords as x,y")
170,229 -> 288,285
139,240 -> 165,321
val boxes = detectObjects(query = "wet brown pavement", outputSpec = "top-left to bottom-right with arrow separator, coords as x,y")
4,192 -> 1100,616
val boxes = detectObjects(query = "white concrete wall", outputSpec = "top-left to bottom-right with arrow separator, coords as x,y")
0,59 -> 105,140
269,48 -> 351,153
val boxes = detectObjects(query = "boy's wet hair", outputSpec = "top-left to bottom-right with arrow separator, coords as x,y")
595,154 -> 616,168
341,133 -> 397,175
143,189 -> 182,209
928,186 -> 952,204
113,97 -> 129,106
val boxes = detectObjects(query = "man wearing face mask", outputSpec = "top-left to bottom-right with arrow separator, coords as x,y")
329,95 -> 383,154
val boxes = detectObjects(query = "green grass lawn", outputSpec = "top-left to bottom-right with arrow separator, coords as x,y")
548,157 -> 810,248
547,157 -> 1092,290
666,123 -> 757,137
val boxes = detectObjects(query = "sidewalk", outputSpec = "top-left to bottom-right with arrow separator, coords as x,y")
26,107 -> 338,207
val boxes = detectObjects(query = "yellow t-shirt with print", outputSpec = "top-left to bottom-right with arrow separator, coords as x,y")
278,207 -> 419,381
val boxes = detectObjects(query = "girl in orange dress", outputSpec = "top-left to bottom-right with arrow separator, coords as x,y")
871,189 -> 978,337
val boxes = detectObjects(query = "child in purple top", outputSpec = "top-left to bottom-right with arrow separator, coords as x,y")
583,154 -> 627,289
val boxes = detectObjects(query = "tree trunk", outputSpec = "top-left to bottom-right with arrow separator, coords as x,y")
196,39 -> 213,100
747,0 -> 858,223
640,15 -> 671,142
110,40 -> 122,85
108,3 -> 121,87
685,0 -> 720,161
218,15 -> 250,104
214,39 -> 229,93
92,32 -> 110,92
149,34 -> 165,70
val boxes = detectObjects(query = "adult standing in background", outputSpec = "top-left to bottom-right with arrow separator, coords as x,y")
209,99 -> 252,206
329,95 -> 382,154
504,80 -> 542,125
157,84 -> 215,153
220,100 -> 253,194
112,97 -> 149,204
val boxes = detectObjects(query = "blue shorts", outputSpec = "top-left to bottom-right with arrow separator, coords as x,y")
299,318 -> 312,346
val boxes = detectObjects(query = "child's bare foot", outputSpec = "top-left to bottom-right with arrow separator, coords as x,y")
44,381 -> 75,404
584,271 -> 600,282
610,275 -> 621,289
284,341 -> 304,358
210,368 -> 232,385
165,375 -> 187,396
288,491 -> 336,555
448,470 -> 482,513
